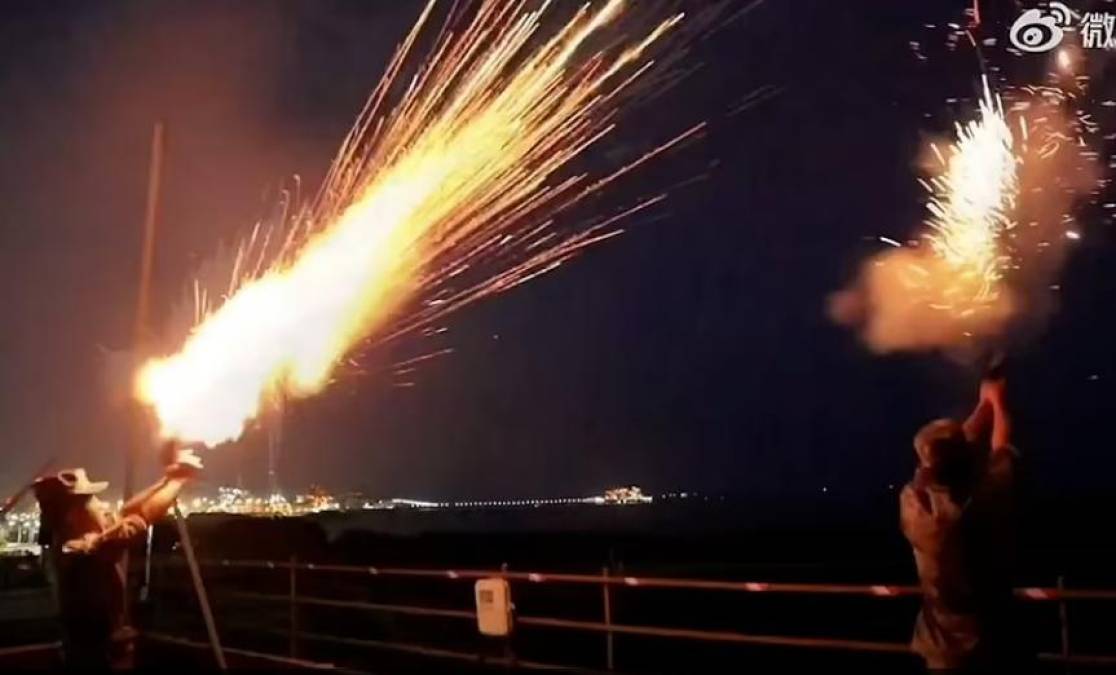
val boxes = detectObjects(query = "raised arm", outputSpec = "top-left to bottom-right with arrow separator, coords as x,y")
961,396 -> 991,444
980,378 -> 1012,453
120,477 -> 187,524
64,449 -> 202,555
121,448 -> 203,524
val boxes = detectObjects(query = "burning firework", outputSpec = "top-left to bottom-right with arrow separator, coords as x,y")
829,79 -> 1020,352
921,78 -> 1018,314
830,69 -> 1103,354
138,0 -> 707,446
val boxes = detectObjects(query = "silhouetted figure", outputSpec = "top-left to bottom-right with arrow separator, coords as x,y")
901,375 -> 1020,672
33,447 -> 202,670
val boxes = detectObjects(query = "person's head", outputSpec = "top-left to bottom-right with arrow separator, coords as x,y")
913,418 -> 974,486
33,469 -> 112,543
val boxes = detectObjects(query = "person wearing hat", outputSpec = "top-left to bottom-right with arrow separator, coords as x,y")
33,446 -> 203,670
900,375 -> 1021,672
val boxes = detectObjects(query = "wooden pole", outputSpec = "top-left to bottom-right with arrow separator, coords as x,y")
174,502 -> 227,670
1058,575 -> 1070,664
289,555 -> 299,658
602,567 -> 614,670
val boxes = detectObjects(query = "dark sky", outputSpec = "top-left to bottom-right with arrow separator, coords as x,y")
1,0 -> 1113,505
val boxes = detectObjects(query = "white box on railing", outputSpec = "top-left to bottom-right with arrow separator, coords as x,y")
475,578 -> 513,636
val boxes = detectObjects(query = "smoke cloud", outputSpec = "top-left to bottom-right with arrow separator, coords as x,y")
831,90 -> 1101,355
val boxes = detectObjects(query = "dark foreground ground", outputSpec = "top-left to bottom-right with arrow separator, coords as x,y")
3,495 -> 1115,672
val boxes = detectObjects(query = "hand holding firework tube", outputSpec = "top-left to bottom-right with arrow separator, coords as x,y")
960,380 -> 1011,453
116,442 -> 204,525
979,376 -> 1012,454
160,441 -> 204,480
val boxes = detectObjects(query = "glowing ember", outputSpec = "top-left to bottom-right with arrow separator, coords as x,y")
137,0 -> 694,446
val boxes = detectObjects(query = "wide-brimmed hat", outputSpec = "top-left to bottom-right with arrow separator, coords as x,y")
32,468 -> 108,509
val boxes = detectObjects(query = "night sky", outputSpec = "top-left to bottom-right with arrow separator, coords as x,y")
1,0 -> 1113,506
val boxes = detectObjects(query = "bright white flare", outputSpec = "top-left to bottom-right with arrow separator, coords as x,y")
921,78 -> 1019,313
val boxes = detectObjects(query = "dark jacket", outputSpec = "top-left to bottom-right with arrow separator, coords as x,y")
900,448 -> 1018,669
50,511 -> 147,669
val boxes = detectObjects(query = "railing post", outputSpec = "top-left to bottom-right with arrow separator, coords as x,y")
1057,575 -> 1070,664
499,562 -> 515,666
602,566 -> 614,671
154,554 -> 165,626
289,555 -> 299,658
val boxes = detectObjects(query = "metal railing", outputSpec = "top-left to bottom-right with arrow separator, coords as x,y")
149,557 -> 1116,671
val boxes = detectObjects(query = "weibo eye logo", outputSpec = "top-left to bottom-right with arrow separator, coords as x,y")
1009,2 -> 1075,53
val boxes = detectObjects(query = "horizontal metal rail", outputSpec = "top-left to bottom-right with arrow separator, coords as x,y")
228,617 -> 1116,671
277,629 -> 580,672
195,557 -> 1116,601
0,642 -> 60,659
226,589 -> 475,620
143,632 -> 343,671
228,620 -> 1116,671
217,588 -> 1116,666
1037,652 -> 1116,666
514,616 -> 911,653
153,557 -> 1116,669
220,589 -> 911,654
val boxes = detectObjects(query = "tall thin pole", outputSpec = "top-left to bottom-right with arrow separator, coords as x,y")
602,566 -> 614,670
122,123 -> 164,631
125,121 -> 164,501
174,503 -> 227,670
1058,575 -> 1071,663
288,554 -> 299,658
125,123 -> 225,669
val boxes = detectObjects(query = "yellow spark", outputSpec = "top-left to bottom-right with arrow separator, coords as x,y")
137,0 -> 689,446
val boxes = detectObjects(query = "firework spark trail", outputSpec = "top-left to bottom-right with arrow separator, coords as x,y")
920,77 -> 1018,313
139,0 -> 700,446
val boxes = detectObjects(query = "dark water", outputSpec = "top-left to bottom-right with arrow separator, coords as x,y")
179,493 -> 1116,582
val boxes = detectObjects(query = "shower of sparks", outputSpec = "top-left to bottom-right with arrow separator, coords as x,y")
917,78 -> 1019,313
834,7 -> 1111,355
137,0 -> 704,446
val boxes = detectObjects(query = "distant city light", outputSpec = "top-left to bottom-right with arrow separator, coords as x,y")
4,484 -> 661,552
